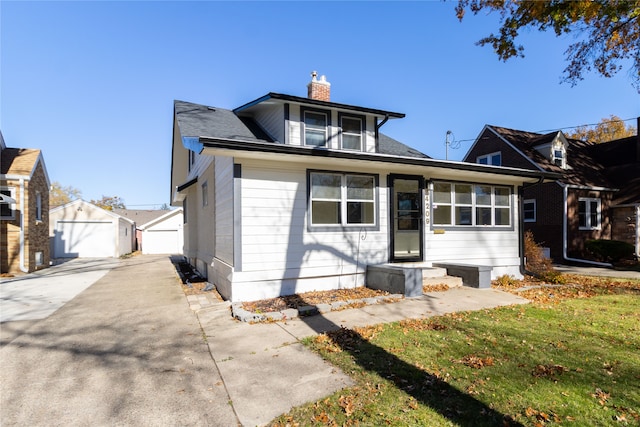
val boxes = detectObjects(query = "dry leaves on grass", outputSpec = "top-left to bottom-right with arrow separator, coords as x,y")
423,283 -> 450,293
455,354 -> 495,369
242,288 -> 392,313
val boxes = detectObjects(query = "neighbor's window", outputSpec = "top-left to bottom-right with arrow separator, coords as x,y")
432,181 -> 511,227
36,191 -> 42,221
578,197 -> 600,229
310,171 -> 376,227
340,114 -> 363,151
201,181 -> 208,207
553,148 -> 565,168
303,110 -> 329,147
1,187 -> 16,220
477,152 -> 502,166
523,199 -> 536,222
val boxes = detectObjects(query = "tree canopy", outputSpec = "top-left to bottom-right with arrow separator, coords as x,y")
456,0 -> 640,90
566,115 -> 637,142
91,196 -> 126,211
49,181 -> 82,208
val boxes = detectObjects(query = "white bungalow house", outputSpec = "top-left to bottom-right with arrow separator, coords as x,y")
171,74 -> 558,302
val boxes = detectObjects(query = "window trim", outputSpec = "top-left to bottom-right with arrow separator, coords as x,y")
523,199 -> 536,223
338,112 -> 366,152
477,151 -> 502,166
1,186 -> 16,220
301,107 -> 332,148
430,180 -> 514,230
552,147 -> 565,168
307,170 -> 379,232
578,197 -> 601,230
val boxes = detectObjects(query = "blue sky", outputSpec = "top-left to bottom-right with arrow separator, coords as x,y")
2,1 -> 638,209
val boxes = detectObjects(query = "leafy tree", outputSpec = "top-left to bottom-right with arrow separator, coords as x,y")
566,115 -> 637,142
455,0 -> 640,90
49,181 -> 82,208
91,196 -> 126,211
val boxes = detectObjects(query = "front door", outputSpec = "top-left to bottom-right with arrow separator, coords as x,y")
389,175 -> 424,262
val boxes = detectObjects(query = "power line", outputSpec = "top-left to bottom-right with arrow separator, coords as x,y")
446,116 -> 637,151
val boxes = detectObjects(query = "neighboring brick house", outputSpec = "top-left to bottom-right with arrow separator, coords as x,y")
463,122 -> 640,264
1,132 -> 51,274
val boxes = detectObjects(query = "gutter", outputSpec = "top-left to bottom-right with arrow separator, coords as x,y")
561,183 -> 612,267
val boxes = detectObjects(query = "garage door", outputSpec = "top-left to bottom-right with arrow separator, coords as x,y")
54,221 -> 114,258
142,230 -> 180,254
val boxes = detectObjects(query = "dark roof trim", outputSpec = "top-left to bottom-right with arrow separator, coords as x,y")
176,177 -> 198,192
200,137 -> 561,181
233,92 -> 405,119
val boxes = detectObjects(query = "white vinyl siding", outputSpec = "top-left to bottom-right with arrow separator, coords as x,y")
215,156 -> 234,265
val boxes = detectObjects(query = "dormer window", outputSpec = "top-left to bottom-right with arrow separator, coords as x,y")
303,109 -> 329,147
340,113 -> 364,151
553,149 -> 564,167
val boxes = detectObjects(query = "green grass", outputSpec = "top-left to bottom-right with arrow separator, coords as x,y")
270,292 -> 640,426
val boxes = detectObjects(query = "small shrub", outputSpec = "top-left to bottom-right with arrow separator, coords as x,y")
494,274 -> 520,287
524,231 -> 554,275
538,270 -> 567,284
585,239 -> 635,263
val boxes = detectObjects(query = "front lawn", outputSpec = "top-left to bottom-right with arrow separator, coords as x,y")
270,280 -> 640,426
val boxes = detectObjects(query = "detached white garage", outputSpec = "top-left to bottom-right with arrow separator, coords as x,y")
139,208 -> 183,255
50,200 -> 135,258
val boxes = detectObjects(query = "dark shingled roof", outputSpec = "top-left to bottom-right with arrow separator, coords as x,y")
489,125 -> 614,189
174,100 -> 429,159
174,100 -> 273,143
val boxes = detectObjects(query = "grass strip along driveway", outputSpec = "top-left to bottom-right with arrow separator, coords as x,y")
271,276 -> 640,426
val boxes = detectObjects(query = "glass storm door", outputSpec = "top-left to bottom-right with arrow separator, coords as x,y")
390,175 -> 424,262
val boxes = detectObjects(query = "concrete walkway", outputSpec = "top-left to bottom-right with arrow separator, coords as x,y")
196,287 -> 530,426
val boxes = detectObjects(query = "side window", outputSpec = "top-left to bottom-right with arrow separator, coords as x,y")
183,198 -> 188,224
578,198 -> 600,229
36,191 -> 42,221
1,187 -> 16,220
523,199 -> 536,222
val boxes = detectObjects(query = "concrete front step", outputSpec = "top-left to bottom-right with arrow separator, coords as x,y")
423,275 -> 463,288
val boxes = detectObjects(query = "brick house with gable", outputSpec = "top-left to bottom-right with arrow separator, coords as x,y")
1,132 -> 51,274
463,122 -> 640,263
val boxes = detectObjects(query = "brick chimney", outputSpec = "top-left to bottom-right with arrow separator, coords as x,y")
307,71 -> 331,102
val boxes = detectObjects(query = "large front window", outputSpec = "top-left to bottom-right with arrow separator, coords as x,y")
578,197 -> 600,229
310,172 -> 376,227
432,181 -> 512,227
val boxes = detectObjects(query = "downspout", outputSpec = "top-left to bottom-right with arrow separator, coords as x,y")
519,175 -> 544,277
561,183 -> 612,267
375,114 -> 390,152
19,178 -> 28,272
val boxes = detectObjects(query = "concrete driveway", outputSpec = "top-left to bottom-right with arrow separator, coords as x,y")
1,254 -> 239,426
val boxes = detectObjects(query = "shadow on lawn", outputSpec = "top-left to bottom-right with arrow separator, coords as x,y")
316,326 -> 523,427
